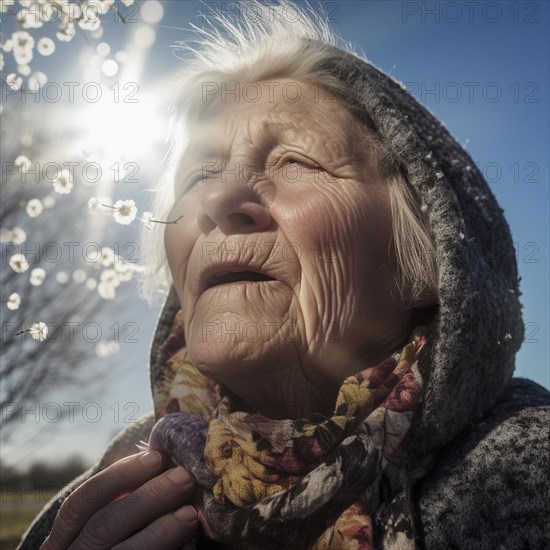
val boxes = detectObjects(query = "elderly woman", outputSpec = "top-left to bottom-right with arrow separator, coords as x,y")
20,1 -> 549,549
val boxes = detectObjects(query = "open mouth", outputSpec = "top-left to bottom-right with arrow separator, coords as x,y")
207,270 -> 275,288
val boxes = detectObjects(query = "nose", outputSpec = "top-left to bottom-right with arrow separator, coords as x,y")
198,181 -> 272,235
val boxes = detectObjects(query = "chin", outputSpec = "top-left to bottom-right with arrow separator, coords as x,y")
187,333 -> 294,383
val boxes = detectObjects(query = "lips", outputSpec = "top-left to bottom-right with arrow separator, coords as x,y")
200,264 -> 277,292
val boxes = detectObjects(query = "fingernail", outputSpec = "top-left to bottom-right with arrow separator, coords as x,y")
175,505 -> 198,522
168,466 -> 191,484
140,451 -> 161,468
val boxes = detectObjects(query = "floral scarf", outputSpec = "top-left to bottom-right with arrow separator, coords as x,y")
149,310 -> 427,549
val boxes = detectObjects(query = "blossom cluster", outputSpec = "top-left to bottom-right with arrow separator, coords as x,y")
1,0 -> 135,92
1,0 -> 174,353
3,222 -> 142,303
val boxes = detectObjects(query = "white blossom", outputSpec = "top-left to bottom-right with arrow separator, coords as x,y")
29,322 -> 48,341
72,269 -> 87,283
62,2 -> 82,19
26,198 -> 43,217
141,211 -> 154,229
88,196 -> 101,212
88,196 -> 112,213
97,281 -> 116,300
42,195 -> 55,208
28,71 -> 47,90
18,0 -> 49,29
100,268 -> 121,288
7,293 -> 21,311
56,271 -> 69,284
113,199 -> 137,225
11,227 -> 27,244
95,339 -> 120,357
37,36 -> 55,56
100,247 -> 116,267
6,73 -> 23,91
53,169 -> 73,194
121,0 -> 135,6
79,2 -> 101,31
15,155 -> 32,170
30,267 -> 46,286
18,64 -> 31,76
56,20 -> 76,42
12,30 -> 34,65
9,253 -> 30,273
12,30 -> 34,51
114,262 -> 134,282
85,277 -> 98,290
3,38 -> 14,52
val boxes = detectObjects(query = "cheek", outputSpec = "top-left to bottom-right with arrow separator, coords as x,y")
163,191 -> 204,270
282,185 -> 395,315
274,188 -> 368,320
280,183 -> 391,269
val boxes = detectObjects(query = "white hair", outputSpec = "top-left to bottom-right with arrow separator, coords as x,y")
141,0 -> 438,307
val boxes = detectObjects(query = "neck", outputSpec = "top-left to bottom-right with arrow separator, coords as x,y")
216,310 -> 429,420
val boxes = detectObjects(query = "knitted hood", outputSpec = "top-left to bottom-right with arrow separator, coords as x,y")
149,45 -> 524,463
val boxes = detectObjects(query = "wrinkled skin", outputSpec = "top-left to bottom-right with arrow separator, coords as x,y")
165,78 -> 413,419
40,451 -> 198,550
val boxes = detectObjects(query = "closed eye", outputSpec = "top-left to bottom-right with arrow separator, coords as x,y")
281,155 -> 321,170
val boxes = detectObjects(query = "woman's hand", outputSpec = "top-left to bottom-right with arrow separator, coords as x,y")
40,450 -> 198,550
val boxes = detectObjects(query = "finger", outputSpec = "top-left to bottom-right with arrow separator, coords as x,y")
111,505 -> 198,550
68,467 -> 196,550
41,451 -> 169,550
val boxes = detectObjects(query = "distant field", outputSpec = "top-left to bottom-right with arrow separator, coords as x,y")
1,490 -> 57,550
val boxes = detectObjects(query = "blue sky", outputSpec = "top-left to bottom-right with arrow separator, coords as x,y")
1,0 -> 548,467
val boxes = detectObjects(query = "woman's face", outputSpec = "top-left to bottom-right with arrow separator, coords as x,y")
164,79 -> 412,416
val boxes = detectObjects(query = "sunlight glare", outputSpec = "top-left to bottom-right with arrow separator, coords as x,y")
76,91 -> 166,174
